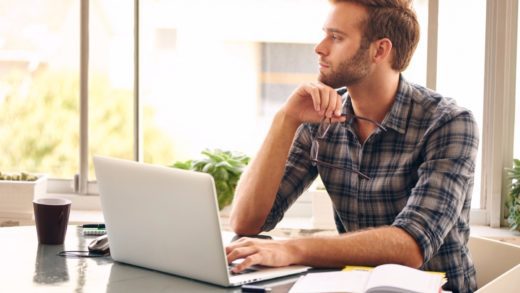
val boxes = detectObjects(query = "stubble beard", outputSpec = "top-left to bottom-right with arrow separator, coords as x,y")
318,42 -> 371,89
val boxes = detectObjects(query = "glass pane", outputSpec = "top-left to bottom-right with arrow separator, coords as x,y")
140,0 -> 331,165
402,0 -> 428,85
0,0 -> 79,178
437,0 -> 486,208
516,98 -> 520,159
513,97 -> 520,160
88,0 -> 134,179
516,3 -> 520,161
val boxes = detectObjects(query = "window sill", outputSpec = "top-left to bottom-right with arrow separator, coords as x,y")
4,192 -> 519,246
46,192 -> 102,210
3,209 -> 519,247
470,225 -> 520,246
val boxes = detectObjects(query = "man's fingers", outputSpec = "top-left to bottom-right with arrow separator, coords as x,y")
306,83 -> 335,115
325,88 -> 337,117
318,86 -> 330,115
232,254 -> 262,273
286,82 -> 345,123
303,84 -> 321,112
226,245 -> 258,263
330,115 -> 347,123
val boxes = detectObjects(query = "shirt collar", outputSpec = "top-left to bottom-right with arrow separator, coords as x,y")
380,75 -> 412,134
345,75 -> 412,134
342,75 -> 412,135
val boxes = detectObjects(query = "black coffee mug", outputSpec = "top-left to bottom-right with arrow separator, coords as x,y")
33,198 -> 71,245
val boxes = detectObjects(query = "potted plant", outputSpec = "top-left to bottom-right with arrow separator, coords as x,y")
172,149 -> 250,210
0,171 -> 48,219
506,159 -> 520,231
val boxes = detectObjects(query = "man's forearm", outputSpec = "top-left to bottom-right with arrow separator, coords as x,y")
230,111 -> 301,235
286,226 -> 424,269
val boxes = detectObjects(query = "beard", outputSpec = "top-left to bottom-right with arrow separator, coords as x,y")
318,41 -> 371,88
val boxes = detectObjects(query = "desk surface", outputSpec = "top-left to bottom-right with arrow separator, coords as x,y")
0,225 -> 303,292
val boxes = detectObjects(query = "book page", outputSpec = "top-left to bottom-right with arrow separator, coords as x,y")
364,264 -> 443,293
289,271 -> 370,293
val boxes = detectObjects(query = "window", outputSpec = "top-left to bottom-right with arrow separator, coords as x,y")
517,83 -> 520,160
0,0 -> 79,178
140,0 -> 330,164
516,1 -> 520,162
437,0 -> 486,208
402,0 -> 428,86
260,43 -> 317,117
88,0 -> 135,179
1,0 -> 518,228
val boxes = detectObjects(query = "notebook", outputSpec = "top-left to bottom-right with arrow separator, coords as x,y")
93,156 -> 309,287
82,227 -> 107,236
289,264 -> 445,293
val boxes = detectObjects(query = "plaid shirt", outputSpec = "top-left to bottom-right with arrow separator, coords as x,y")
262,76 -> 479,293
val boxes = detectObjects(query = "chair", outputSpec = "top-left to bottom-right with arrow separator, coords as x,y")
475,264 -> 520,293
468,235 -> 520,290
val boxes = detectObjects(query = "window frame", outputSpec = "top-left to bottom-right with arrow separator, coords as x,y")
47,0 -> 517,227
479,0 -> 518,227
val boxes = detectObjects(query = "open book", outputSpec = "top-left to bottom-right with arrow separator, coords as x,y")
289,264 -> 445,293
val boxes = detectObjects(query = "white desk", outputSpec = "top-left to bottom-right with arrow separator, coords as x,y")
0,225 -> 302,292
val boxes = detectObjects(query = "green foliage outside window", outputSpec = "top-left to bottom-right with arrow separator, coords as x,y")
0,69 -> 175,178
506,159 -> 520,231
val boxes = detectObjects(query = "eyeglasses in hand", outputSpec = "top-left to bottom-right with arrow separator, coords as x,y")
310,89 -> 387,180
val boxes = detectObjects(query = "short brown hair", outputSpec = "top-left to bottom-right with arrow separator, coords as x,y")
331,0 -> 420,71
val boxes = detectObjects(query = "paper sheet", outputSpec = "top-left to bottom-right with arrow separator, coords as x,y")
289,271 -> 370,293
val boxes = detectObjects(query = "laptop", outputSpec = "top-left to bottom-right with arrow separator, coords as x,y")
93,156 -> 309,287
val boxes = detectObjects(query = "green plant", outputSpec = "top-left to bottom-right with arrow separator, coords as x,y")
172,149 -> 250,210
0,171 -> 38,181
506,159 -> 520,231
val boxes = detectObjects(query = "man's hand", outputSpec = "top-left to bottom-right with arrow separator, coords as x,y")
225,227 -> 424,274
225,237 -> 298,273
229,82 -> 347,235
282,82 -> 346,125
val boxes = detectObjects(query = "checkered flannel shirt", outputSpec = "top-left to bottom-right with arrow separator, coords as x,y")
261,76 -> 479,293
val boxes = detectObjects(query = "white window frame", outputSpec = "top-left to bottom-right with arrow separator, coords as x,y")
46,0 -> 518,228
479,0 -> 518,227
47,0 -> 140,196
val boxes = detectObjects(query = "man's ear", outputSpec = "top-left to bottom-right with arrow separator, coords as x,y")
371,38 -> 393,65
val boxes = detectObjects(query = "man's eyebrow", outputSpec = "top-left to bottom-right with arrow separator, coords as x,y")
323,28 -> 347,36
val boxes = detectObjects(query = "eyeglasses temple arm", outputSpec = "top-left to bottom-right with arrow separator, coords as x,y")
355,116 -> 388,132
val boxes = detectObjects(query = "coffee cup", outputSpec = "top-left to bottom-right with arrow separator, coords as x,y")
33,198 -> 71,245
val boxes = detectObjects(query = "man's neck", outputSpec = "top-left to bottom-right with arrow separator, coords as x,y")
347,71 -> 400,123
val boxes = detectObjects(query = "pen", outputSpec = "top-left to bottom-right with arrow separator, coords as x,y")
241,285 -> 271,292
82,224 -> 106,229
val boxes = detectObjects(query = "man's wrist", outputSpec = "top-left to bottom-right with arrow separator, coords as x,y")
275,109 -> 301,132
284,238 -> 306,265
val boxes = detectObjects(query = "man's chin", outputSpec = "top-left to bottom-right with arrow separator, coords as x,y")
317,74 -> 331,86
318,75 -> 343,89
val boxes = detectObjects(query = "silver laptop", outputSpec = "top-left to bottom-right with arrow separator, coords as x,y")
93,156 -> 309,287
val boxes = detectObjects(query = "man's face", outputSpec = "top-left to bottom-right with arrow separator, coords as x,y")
315,2 -> 372,88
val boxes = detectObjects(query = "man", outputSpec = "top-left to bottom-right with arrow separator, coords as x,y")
227,0 -> 478,292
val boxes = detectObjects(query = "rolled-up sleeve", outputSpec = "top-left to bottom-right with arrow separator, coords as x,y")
261,124 -> 319,231
393,110 -> 479,262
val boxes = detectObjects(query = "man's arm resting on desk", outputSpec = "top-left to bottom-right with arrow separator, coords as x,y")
226,226 -> 424,273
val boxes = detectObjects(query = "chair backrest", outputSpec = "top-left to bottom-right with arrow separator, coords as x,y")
468,235 -> 520,289
475,264 -> 520,293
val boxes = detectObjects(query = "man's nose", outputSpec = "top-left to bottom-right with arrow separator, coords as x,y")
315,38 -> 328,56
